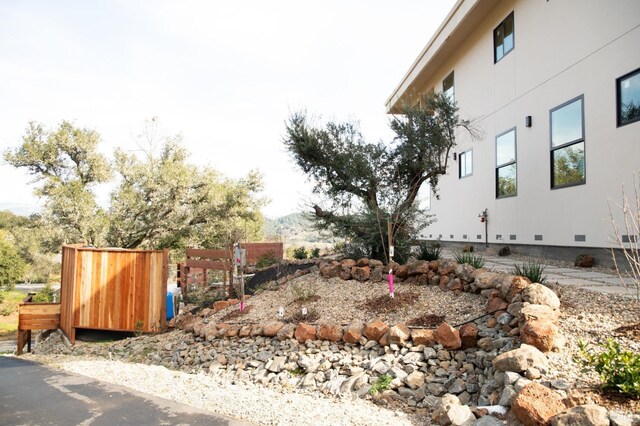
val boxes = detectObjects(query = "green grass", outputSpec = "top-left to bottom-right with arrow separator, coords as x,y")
453,252 -> 485,269
0,290 -> 28,334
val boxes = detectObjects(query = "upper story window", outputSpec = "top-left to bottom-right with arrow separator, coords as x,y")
494,12 -> 514,63
443,71 -> 454,102
459,149 -> 472,178
550,96 -> 586,188
496,128 -> 517,198
617,68 -> 640,127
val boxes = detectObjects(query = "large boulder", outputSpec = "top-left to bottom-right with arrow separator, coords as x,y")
520,304 -> 559,322
435,322 -> 462,350
551,405 -> 609,426
262,321 -> 285,337
343,323 -> 363,344
356,258 -> 370,267
492,344 -> 549,373
317,322 -> 343,341
388,323 -> 411,345
474,271 -> 501,289
520,319 -> 559,352
432,393 -> 476,426
438,259 -> 457,276
276,323 -> 296,340
454,263 -> 475,283
363,319 -> 389,342
341,259 -> 356,268
459,323 -> 478,348
294,323 -> 317,343
512,382 -> 565,426
396,264 -> 409,279
507,276 -> 531,301
351,266 -> 371,282
408,260 -> 431,276
522,283 -> 560,310
411,329 -> 436,346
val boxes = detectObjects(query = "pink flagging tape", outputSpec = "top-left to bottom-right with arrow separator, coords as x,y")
388,269 -> 395,298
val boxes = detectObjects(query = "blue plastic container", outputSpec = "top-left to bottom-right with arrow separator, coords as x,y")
166,289 -> 178,320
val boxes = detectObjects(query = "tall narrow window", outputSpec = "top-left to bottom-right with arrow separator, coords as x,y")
494,12 -> 514,63
617,68 -> 640,126
443,71 -> 454,102
496,128 -> 517,198
459,149 -> 473,178
550,96 -> 585,188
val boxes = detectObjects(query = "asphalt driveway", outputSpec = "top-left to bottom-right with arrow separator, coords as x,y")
0,356 -> 251,425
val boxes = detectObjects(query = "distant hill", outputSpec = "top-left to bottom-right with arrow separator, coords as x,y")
0,203 -> 40,216
263,212 -> 336,246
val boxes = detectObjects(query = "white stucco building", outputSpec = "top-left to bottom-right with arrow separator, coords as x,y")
386,0 -> 640,260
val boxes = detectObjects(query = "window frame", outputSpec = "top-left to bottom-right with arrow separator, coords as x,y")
549,95 -> 586,189
616,67 -> 640,127
495,127 -> 517,199
458,149 -> 473,179
494,12 -> 515,63
443,71 -> 455,102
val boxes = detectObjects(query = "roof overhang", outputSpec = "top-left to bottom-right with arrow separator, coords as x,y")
385,0 -> 500,113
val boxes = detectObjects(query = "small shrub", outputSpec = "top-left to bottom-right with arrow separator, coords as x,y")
0,291 -> 4,305
256,252 -> 279,269
289,306 -> 319,323
462,244 -> 474,253
32,283 -> 55,303
454,252 -> 485,268
290,282 -> 317,303
416,242 -> 442,261
576,338 -> 640,397
369,374 -> 392,395
513,261 -> 547,284
310,247 -> 321,258
0,302 -> 15,316
293,246 -> 308,260
187,286 -> 224,309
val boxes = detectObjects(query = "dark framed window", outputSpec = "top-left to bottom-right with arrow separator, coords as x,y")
550,96 -> 585,189
494,12 -> 514,63
496,128 -> 516,198
443,71 -> 454,102
617,68 -> 640,126
459,149 -> 473,178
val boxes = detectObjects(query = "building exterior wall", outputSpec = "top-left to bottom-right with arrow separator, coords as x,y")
390,0 -> 640,249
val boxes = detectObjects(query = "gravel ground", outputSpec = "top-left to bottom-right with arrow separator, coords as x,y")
22,355 -> 423,426
212,275 -> 486,328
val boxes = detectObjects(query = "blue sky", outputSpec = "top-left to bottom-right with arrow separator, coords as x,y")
0,0 -> 455,217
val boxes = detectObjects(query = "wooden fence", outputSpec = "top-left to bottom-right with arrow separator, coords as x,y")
60,245 -> 168,343
177,243 -> 284,300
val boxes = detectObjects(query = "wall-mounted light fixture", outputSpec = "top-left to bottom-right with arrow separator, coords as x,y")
453,152 -> 457,160
525,116 -> 532,127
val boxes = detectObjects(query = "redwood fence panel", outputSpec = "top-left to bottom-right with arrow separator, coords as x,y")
60,245 -> 168,343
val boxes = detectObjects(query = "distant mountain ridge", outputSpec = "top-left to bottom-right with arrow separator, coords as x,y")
263,212 -> 335,245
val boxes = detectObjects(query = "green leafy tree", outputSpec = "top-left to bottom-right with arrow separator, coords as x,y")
107,120 -> 264,249
3,121 -> 111,246
0,231 -> 26,290
283,93 -> 477,261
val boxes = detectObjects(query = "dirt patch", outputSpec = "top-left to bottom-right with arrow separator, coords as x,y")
220,305 -> 253,321
357,291 -> 420,315
408,314 -> 446,328
613,322 -> 640,339
291,295 -> 321,305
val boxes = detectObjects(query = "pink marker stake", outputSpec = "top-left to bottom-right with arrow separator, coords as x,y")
388,269 -> 395,298
240,301 -> 245,312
